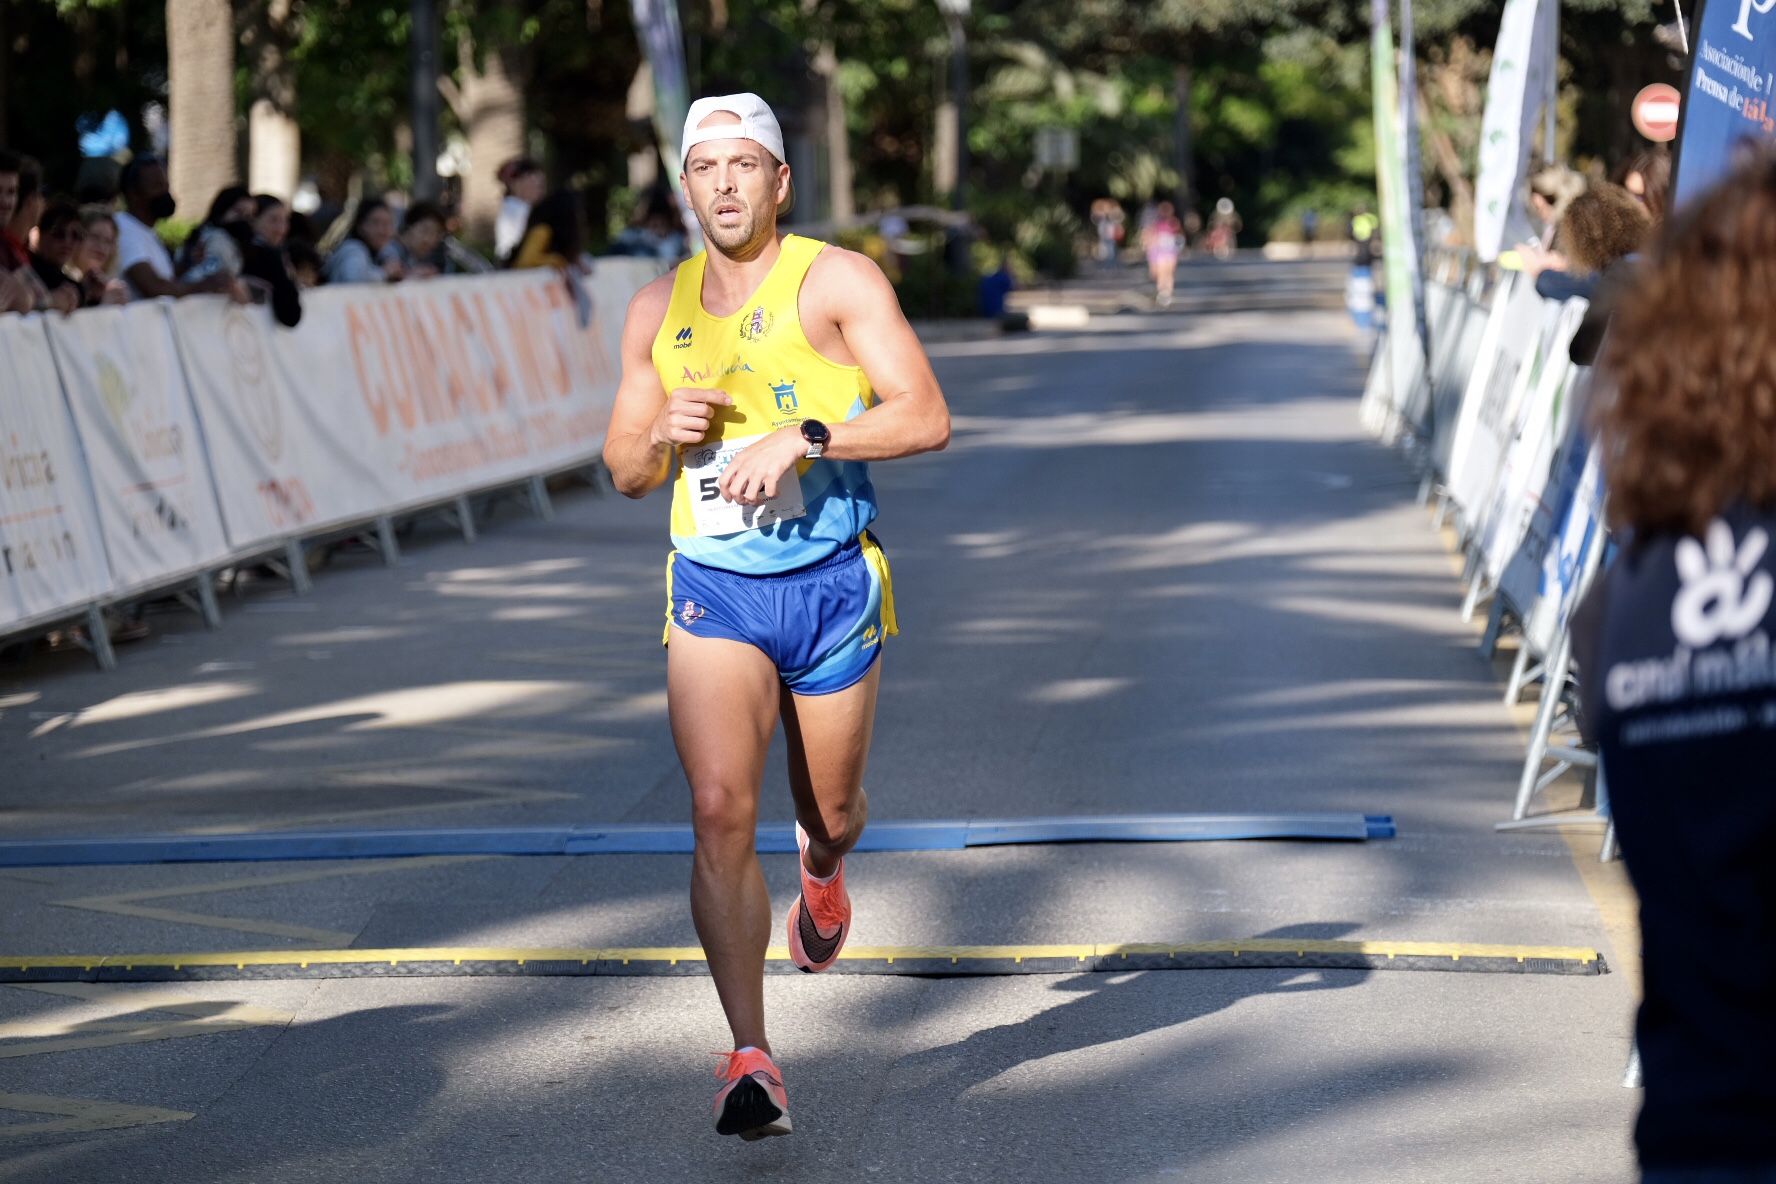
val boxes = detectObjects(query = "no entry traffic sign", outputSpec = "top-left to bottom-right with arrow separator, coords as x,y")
1633,82 -> 1683,142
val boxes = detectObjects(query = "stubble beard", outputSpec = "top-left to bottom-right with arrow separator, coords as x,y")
700,197 -> 771,257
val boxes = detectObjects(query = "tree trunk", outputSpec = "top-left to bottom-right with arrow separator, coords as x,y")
1173,59 -> 1194,212
246,0 -> 299,200
626,60 -> 659,190
167,0 -> 239,218
811,39 -> 853,223
456,31 -> 529,244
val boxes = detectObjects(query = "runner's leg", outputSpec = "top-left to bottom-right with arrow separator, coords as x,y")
782,661 -> 880,877
669,628 -> 781,1053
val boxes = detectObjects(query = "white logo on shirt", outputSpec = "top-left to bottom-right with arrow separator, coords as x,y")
1671,520 -> 1773,648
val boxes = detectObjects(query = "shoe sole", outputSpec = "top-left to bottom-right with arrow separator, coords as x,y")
787,894 -> 848,973
716,1077 -> 792,1140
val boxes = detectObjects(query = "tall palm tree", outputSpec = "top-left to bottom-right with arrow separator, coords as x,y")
167,0 -> 239,219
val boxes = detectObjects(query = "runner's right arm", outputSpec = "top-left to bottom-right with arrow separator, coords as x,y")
602,275 -> 734,498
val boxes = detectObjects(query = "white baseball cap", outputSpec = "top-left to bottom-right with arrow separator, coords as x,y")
680,93 -> 793,216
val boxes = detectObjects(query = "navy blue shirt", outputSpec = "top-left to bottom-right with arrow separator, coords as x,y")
1574,505 -> 1776,1172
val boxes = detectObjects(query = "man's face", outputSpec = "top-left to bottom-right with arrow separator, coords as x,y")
680,114 -> 786,256
132,163 -> 170,210
0,172 -> 17,228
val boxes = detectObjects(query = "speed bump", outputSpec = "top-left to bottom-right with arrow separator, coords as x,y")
0,939 -> 1604,983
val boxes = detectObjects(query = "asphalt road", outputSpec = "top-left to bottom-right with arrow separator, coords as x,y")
0,258 -> 1638,1182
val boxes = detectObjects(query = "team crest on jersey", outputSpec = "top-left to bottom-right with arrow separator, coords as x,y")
679,600 -> 706,625
772,381 -> 799,415
740,306 -> 775,341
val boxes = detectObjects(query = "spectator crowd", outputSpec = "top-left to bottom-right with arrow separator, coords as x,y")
0,145 -> 688,328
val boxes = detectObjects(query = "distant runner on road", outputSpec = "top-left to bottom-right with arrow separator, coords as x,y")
601,93 -> 951,1142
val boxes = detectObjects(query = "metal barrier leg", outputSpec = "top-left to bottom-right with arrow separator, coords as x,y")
1504,643 -> 1532,704
1622,1041 -> 1643,1089
1461,573 -> 1488,623
1596,762 -> 1620,863
1431,491 -> 1450,531
285,539 -> 313,595
84,604 -> 117,672
375,516 -> 399,567
528,475 -> 554,521
1512,634 -> 1572,820
454,494 -> 477,543
195,572 -> 222,629
1416,475 -> 1433,507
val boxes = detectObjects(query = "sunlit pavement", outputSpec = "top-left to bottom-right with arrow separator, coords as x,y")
0,262 -> 1637,1181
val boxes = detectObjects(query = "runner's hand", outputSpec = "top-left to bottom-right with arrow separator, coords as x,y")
719,427 -> 802,506
650,388 -> 733,447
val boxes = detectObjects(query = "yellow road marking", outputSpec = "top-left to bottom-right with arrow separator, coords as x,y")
0,1092 -> 193,1138
52,855 -> 488,945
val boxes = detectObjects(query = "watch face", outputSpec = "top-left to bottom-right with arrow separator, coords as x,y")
801,419 -> 830,445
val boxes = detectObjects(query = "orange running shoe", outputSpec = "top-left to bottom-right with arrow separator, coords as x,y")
787,821 -> 852,973
712,1047 -> 792,1140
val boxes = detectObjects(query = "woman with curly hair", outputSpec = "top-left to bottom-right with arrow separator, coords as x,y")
1573,150 -> 1776,1183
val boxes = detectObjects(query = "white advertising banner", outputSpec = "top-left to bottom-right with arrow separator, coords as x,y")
0,316 -> 113,631
1474,0 -> 1557,261
1476,297 -> 1587,586
45,302 -> 232,592
1444,273 -> 1547,522
170,264 -> 651,552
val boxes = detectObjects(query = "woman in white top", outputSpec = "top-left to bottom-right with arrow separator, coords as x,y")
322,198 -> 404,284
495,157 -> 545,263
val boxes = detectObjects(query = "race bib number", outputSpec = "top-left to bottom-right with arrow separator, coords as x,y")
683,433 -> 807,536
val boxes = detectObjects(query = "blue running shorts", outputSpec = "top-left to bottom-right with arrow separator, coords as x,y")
663,532 -> 897,696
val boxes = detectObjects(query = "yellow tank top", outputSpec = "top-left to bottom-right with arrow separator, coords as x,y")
650,235 -> 878,574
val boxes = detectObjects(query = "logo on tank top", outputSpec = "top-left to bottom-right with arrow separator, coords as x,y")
673,326 -> 694,349
1672,521 -> 1773,648
772,381 -> 799,415
740,306 -> 775,342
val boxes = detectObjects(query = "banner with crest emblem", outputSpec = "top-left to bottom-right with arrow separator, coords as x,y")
44,303 -> 232,593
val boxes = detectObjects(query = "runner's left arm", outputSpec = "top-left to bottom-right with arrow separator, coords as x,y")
817,251 -> 951,462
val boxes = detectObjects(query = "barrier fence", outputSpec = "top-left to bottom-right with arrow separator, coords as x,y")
1359,251 -> 1615,859
0,260 -> 662,668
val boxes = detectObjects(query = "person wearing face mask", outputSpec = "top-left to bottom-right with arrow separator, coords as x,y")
114,157 -> 239,301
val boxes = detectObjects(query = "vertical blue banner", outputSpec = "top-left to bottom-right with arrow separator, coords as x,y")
1673,0 -> 1776,207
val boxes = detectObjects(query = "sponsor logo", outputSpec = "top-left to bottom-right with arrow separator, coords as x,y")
1673,520 -> 1773,649
690,447 -> 719,468
679,600 -> 706,626
682,357 -> 753,384
225,308 -> 284,461
673,326 -> 694,349
861,624 -> 880,649
772,380 -> 798,416
740,306 -> 775,342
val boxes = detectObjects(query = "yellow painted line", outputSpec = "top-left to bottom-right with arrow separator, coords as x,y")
52,854 -> 490,945
0,1092 -> 193,1138
0,939 -> 1602,973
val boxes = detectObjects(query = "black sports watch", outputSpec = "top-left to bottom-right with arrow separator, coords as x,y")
800,418 -> 830,459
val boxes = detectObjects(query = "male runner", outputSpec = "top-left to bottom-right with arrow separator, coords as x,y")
601,94 -> 950,1141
